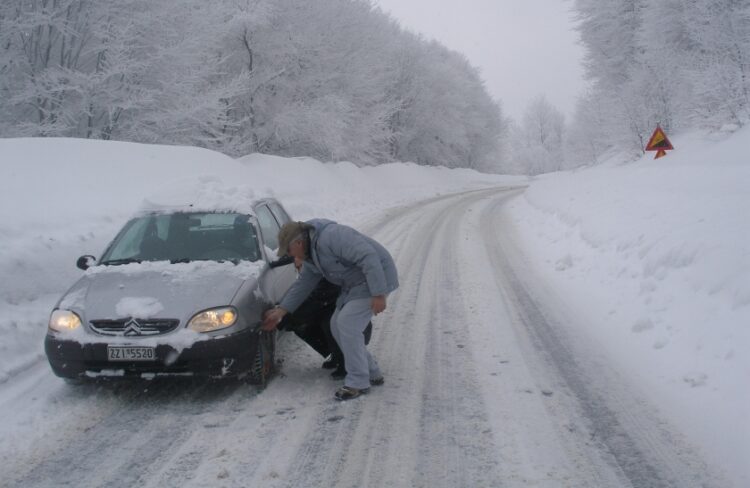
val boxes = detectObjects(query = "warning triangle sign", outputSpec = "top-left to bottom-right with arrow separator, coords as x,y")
645,126 -> 674,152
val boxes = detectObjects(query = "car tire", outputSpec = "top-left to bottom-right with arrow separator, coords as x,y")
247,330 -> 276,387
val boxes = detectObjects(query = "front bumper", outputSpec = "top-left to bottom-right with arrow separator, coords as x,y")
44,326 -> 261,379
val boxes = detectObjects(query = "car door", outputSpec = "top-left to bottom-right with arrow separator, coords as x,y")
267,200 -> 291,226
255,203 -> 297,304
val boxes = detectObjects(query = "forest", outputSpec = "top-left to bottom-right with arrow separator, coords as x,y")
568,0 -> 749,164
0,0 -> 503,171
507,0 -> 750,173
1,0 -> 748,174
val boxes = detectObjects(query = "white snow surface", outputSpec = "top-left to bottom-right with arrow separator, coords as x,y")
505,128 -> 750,485
0,131 -> 748,485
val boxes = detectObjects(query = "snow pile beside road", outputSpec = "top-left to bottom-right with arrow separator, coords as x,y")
0,137 -> 519,383
505,127 -> 750,485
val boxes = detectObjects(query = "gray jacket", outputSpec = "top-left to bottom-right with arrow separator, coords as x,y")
279,219 -> 399,312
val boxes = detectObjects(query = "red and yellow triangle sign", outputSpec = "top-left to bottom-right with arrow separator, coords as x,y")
645,125 -> 674,159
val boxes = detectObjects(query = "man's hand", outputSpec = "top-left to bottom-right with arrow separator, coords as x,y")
262,307 -> 287,331
371,295 -> 386,315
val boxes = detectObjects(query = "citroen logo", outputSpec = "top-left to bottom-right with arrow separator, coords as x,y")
123,318 -> 143,336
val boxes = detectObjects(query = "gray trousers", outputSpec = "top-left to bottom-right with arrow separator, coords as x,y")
330,297 -> 382,390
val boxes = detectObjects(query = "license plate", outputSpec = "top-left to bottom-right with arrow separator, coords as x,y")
107,346 -> 155,361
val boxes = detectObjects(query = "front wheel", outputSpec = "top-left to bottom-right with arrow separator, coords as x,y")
247,330 -> 276,387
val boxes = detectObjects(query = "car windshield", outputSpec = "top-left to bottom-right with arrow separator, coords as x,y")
100,212 -> 261,264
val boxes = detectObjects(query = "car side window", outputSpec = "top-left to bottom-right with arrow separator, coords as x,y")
268,201 -> 291,225
255,205 -> 280,251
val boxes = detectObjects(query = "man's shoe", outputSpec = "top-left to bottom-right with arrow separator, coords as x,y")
335,386 -> 369,401
322,357 -> 337,369
330,367 -> 346,380
370,376 -> 384,386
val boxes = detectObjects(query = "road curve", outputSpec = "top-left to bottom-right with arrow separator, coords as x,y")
1,188 -> 724,487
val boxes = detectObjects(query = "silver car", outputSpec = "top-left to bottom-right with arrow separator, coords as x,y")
44,198 -> 297,384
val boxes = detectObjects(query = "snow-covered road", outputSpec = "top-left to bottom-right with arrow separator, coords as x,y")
2,188 -> 725,487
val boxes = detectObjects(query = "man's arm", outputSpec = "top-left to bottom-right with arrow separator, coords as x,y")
262,264 -> 322,330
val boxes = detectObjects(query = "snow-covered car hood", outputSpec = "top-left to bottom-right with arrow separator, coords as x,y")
59,260 -> 264,323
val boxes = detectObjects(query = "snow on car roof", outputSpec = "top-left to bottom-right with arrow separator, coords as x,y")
136,175 -> 267,216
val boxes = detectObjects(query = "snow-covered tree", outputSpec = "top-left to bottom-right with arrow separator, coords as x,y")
1,0 -> 506,170
0,0 -> 257,145
238,0 -> 402,163
385,40 -> 504,169
686,0 -> 750,127
569,0 -> 750,160
507,95 -> 566,175
564,89 -> 613,166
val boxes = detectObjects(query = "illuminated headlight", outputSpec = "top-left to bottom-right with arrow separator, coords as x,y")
188,307 -> 238,333
49,309 -> 82,332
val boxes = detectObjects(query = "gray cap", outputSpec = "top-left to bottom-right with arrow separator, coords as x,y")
277,221 -> 309,257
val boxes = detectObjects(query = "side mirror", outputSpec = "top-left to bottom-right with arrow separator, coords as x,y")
76,255 -> 97,270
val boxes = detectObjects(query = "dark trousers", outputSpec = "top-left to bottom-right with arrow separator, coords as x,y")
280,299 -> 333,358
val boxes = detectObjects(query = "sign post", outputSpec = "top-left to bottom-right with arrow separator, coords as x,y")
645,125 -> 674,159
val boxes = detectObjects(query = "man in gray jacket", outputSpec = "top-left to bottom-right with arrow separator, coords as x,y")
262,219 -> 399,401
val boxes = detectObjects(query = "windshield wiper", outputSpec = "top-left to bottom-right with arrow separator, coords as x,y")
100,258 -> 142,266
170,257 -> 192,264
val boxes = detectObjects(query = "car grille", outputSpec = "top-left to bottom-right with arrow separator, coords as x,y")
89,318 -> 180,336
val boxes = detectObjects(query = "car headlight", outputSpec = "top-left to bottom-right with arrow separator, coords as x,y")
187,307 -> 238,333
49,309 -> 82,332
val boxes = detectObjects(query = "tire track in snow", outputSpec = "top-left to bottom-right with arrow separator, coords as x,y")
271,190 -> 454,487
3,186 -> 722,488
7,379 -> 249,487
410,190 -> 506,487
277,188 -> 508,488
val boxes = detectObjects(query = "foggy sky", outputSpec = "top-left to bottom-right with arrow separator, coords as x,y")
374,0 -> 586,122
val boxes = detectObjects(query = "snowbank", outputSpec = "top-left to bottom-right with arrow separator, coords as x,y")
0,137 -> 518,383
4,132 -> 746,483
505,127 -> 750,485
